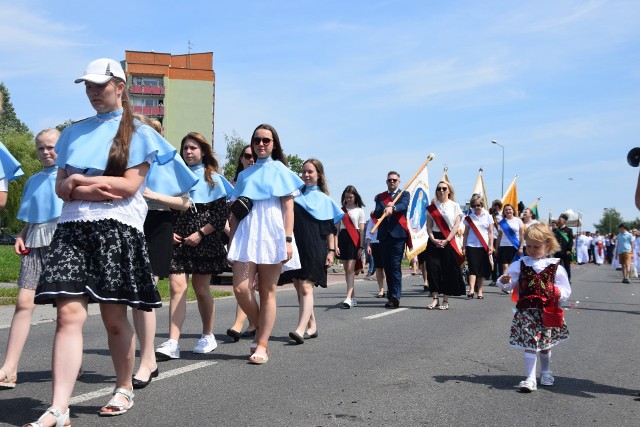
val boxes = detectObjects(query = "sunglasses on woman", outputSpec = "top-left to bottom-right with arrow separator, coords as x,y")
252,137 -> 272,145
242,153 -> 253,160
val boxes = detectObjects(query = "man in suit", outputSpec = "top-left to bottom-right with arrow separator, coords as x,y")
553,213 -> 574,281
373,171 -> 410,308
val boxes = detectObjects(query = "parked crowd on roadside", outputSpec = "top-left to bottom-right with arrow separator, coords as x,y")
0,57 -> 636,425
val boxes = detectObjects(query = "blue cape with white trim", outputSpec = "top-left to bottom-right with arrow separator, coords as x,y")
55,110 -> 176,175
0,141 -> 24,182
295,186 -> 344,223
232,158 -> 303,201
146,154 -> 198,197
189,164 -> 234,203
17,166 -> 63,223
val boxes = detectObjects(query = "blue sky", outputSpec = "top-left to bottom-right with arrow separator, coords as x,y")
1,0 -> 638,231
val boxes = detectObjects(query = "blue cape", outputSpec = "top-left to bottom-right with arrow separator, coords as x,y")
17,166 -> 63,223
233,158 -> 303,201
295,186 -> 344,223
0,141 -> 24,182
189,164 -> 234,203
55,110 -> 176,175
146,154 -> 198,197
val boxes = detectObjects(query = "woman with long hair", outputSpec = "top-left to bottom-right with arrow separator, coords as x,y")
424,180 -> 466,310
279,158 -> 343,343
228,124 -> 303,364
155,132 -> 232,360
28,58 -> 176,425
336,185 -> 366,308
496,203 -> 524,274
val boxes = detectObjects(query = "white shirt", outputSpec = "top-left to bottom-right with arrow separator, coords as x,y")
365,218 -> 379,243
497,256 -> 571,301
0,177 -> 7,192
340,206 -> 365,230
498,217 -> 524,247
463,210 -> 492,248
427,200 -> 462,232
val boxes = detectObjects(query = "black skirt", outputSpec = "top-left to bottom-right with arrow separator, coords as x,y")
279,205 -> 336,287
170,198 -> 229,275
35,219 -> 161,311
144,210 -> 174,279
465,246 -> 492,279
370,242 -> 383,268
337,229 -> 358,260
424,232 -> 465,296
497,246 -> 517,265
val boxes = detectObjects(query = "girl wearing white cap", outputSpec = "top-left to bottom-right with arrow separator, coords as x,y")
26,58 -> 176,426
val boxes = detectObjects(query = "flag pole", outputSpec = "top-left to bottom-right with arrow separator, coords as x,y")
371,153 -> 436,233
527,197 -> 541,210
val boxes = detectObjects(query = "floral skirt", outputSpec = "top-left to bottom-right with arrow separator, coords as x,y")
35,219 -> 161,311
509,308 -> 569,351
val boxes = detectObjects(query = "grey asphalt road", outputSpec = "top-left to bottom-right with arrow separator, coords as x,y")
1,264 -> 639,426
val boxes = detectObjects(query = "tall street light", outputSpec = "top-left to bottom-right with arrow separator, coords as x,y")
491,140 -> 504,196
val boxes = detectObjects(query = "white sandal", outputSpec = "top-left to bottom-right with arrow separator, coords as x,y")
25,407 -> 70,427
98,387 -> 134,417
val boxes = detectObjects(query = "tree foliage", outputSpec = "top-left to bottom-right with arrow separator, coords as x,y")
593,208 -> 640,234
286,153 -> 304,176
0,83 -> 30,134
221,131 -> 246,182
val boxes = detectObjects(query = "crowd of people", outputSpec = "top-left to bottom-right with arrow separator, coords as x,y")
0,57 -> 635,424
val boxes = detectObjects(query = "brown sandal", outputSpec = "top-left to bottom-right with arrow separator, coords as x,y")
248,342 -> 269,365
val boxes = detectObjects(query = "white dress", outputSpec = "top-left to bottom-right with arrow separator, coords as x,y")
228,196 -> 301,271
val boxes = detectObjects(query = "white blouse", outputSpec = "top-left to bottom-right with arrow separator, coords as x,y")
340,206 -> 365,230
497,256 -> 571,301
427,200 -> 462,232
498,217 -> 524,247
464,211 -> 492,248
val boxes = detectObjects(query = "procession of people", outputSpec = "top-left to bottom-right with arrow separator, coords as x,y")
0,57 -> 637,425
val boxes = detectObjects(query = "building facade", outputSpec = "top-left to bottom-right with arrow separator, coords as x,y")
123,50 -> 215,147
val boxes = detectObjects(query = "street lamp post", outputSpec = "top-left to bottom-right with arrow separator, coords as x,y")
491,140 -> 504,196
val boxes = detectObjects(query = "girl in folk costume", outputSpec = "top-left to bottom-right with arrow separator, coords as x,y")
496,204 -> 524,274
279,158 -> 344,344
30,58 -> 176,425
498,223 -> 571,392
228,124 -> 303,364
424,181 -> 466,310
0,129 -> 62,390
336,185 -> 366,309
155,132 -> 233,361
462,194 -> 494,299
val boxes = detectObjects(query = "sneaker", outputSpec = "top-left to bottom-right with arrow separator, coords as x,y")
342,298 -> 352,308
518,379 -> 537,392
622,278 -> 630,284
156,340 -> 180,360
540,372 -> 555,386
193,335 -> 218,353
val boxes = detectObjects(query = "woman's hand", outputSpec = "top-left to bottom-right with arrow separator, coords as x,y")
285,241 -> 293,261
325,251 -> 334,268
173,233 -> 183,245
183,232 -> 202,247
14,236 -> 26,255
500,274 -> 512,284
335,247 -> 341,257
57,175 -> 78,201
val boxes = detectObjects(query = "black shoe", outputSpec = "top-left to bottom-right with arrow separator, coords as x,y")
226,328 -> 241,343
375,292 -> 386,298
303,331 -> 319,339
288,331 -> 305,344
132,367 -> 159,389
240,329 -> 256,338
389,296 -> 400,307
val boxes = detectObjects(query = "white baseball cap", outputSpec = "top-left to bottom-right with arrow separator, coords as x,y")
75,58 -> 126,84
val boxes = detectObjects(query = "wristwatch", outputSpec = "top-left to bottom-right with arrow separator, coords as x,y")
285,236 -> 293,243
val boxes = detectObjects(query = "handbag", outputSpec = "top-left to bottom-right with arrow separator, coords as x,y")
542,285 -> 564,328
230,196 -> 253,220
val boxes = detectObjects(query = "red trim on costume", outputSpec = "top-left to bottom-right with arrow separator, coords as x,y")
427,204 -> 464,264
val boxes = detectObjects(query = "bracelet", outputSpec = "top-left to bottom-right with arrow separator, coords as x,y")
197,229 -> 206,239
328,248 -> 335,252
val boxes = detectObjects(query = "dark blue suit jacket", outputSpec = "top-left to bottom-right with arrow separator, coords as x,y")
373,190 -> 410,241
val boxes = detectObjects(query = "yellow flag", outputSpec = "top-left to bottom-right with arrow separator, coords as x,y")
501,176 -> 519,215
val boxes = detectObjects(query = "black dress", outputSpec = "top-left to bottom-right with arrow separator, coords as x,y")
169,197 -> 229,275
425,231 -> 466,296
279,204 -> 336,287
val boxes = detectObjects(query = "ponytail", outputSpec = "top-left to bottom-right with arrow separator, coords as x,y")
104,78 -> 133,176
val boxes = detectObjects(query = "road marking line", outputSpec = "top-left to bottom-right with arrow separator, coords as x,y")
364,308 -> 409,319
69,360 -> 217,404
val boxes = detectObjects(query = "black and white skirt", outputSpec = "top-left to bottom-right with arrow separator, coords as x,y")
35,219 -> 161,311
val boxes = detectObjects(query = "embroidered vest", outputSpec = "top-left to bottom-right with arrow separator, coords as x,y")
516,260 -> 559,310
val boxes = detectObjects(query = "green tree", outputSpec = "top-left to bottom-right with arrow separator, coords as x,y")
221,131 -> 247,182
286,154 -> 304,176
0,83 -> 30,134
594,208 -> 624,234
56,119 -> 75,133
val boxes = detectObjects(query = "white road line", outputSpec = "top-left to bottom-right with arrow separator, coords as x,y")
363,307 -> 409,319
69,360 -> 217,404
